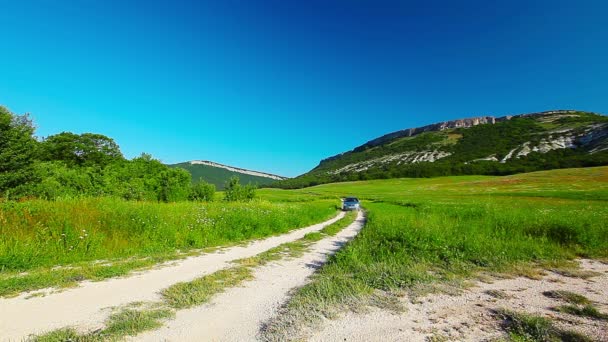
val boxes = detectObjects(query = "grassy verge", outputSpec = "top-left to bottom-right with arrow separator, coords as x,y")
0,198 -> 337,297
163,211 -> 358,309
35,211 -> 359,340
162,266 -> 254,309
259,168 -> 608,340
34,303 -> 174,342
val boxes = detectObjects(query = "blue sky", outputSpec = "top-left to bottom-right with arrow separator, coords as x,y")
1,1 -> 607,177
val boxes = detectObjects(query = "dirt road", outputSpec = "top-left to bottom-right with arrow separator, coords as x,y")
132,210 -> 365,341
0,211 -> 347,341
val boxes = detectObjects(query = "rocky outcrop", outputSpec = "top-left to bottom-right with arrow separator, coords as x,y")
355,116 -> 496,151
189,160 -> 287,180
321,110 -> 587,165
315,110 -> 607,177
329,150 -> 451,174
578,123 -> 608,153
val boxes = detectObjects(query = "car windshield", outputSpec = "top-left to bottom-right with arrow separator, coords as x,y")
344,197 -> 358,202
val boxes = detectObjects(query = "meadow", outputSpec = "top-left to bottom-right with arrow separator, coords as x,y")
2,165 -> 607,323
259,167 -> 608,339
0,198 -> 337,296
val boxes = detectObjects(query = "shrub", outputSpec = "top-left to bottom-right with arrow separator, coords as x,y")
189,179 -> 216,201
224,177 -> 256,202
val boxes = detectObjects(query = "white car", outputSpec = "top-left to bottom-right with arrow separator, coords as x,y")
342,197 -> 360,211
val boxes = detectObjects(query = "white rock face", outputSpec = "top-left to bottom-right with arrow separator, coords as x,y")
474,155 -> 499,162
515,135 -> 576,158
189,160 -> 287,180
330,151 -> 451,174
500,148 -> 518,163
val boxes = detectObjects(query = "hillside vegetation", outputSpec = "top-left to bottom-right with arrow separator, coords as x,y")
170,161 -> 283,190
278,110 -> 608,188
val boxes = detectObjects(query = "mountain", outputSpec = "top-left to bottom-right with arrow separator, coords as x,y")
170,160 -> 287,190
278,110 -> 608,188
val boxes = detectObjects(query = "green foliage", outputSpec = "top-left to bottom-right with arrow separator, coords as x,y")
0,106 -> 38,192
0,106 -> 196,202
40,132 -> 124,167
224,176 -> 256,201
103,153 -> 183,201
189,179 -> 216,201
157,168 -> 191,202
7,153 -> 195,202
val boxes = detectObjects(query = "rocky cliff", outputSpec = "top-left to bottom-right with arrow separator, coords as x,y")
357,110 -> 579,151
278,110 -> 608,189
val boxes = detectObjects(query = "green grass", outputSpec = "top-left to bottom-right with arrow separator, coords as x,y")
162,266 -> 254,309
320,211 -> 358,236
33,213 -> 358,341
542,290 -> 591,305
497,309 -> 592,342
0,198 -> 337,296
27,166 -> 608,340
35,212 -> 359,339
34,305 -> 174,341
164,212 -> 358,309
259,167 -> 608,340
542,290 -> 608,320
555,305 -> 608,320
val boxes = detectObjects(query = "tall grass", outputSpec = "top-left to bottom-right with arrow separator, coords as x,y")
261,167 -> 608,340
325,199 -> 607,294
306,198 -> 605,301
0,198 -> 337,273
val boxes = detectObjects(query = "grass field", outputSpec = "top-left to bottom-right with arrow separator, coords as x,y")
258,167 -> 608,339
3,166 -> 607,340
0,198 -> 337,296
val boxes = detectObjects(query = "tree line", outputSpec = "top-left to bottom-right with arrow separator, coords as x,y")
0,106 -> 255,201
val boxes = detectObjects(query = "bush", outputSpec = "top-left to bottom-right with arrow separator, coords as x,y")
158,169 -> 191,202
224,177 -> 256,202
189,179 -> 216,201
0,106 -> 38,192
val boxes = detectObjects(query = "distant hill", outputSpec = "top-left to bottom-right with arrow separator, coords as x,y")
278,110 -> 608,188
170,160 -> 287,190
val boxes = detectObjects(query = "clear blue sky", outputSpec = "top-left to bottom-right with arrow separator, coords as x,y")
1,1 -> 607,177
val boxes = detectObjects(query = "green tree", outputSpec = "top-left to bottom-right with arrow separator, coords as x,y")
15,161 -> 103,199
224,176 -> 256,202
189,179 -> 216,201
158,168 -> 191,202
0,106 -> 38,193
41,132 -> 124,167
